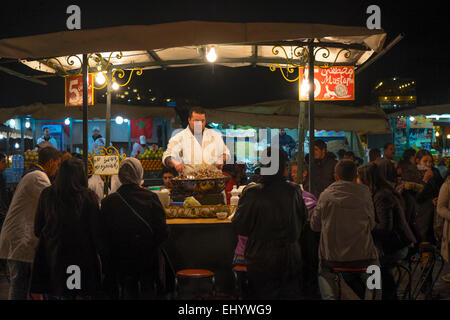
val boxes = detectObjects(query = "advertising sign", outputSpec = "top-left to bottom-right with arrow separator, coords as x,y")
299,66 -> 355,101
65,73 -> 94,106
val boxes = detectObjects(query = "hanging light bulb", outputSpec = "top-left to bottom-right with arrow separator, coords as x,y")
0,134 -> 4,140
206,46 -> 217,63
115,116 -> 124,125
25,121 -> 31,129
409,116 -> 415,122
95,72 -> 106,85
300,81 -> 310,97
65,118 -> 71,126
9,119 -> 15,128
14,143 -> 19,149
112,82 -> 120,91
124,119 -> 129,123
436,131 -> 440,137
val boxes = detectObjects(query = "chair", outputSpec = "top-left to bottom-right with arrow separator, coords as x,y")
175,269 -> 215,299
232,265 -> 248,300
331,267 -> 378,300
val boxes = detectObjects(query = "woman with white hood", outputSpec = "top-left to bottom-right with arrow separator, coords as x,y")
100,158 -> 168,299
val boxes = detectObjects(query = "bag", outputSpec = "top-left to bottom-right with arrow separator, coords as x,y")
117,191 -> 176,298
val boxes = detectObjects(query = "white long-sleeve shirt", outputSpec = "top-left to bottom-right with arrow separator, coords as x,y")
163,127 -> 230,171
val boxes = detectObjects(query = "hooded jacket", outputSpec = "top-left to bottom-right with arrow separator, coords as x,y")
310,180 -> 379,268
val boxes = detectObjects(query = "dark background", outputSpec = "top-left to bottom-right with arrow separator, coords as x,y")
0,0 -> 449,108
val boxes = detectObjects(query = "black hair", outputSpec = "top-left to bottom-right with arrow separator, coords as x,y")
0,153 -> 6,161
383,142 -> 394,151
402,148 -> 416,162
188,107 -> 206,118
344,151 -> 355,159
260,147 -> 288,185
357,162 -> 394,195
369,148 -> 381,162
38,147 -> 60,165
313,140 -> 327,151
416,149 -> 434,165
337,149 -> 346,160
162,166 -> 177,176
42,127 -> 49,131
335,159 -> 357,182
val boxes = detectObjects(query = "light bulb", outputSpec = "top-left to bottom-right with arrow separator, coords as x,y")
0,134 -> 3,140
124,119 -> 129,123
65,118 -> 71,125
112,82 -> 120,91
206,46 -> 217,63
409,116 -> 415,122
300,81 -> 310,97
115,116 -> 124,125
9,119 -> 15,128
447,134 -> 450,140
25,121 -> 30,129
14,143 -> 19,149
436,132 -> 440,137
95,72 -> 106,85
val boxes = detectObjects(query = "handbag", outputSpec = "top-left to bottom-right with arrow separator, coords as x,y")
116,191 -> 175,297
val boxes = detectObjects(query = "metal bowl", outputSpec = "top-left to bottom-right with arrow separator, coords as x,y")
170,176 -> 230,196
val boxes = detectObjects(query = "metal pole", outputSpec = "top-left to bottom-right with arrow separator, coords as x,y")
128,120 -> 132,156
82,54 -> 89,174
105,68 -> 112,147
308,43 -> 315,193
297,101 -> 306,185
69,118 -> 73,153
20,118 -> 25,156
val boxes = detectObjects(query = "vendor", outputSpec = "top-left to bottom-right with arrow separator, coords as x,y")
163,107 -> 230,174
37,127 -> 58,150
162,166 -> 177,189
88,126 -> 106,154
131,135 -> 148,158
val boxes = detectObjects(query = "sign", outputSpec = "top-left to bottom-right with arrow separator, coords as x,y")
299,66 -> 355,101
65,74 -> 94,107
93,155 -> 119,175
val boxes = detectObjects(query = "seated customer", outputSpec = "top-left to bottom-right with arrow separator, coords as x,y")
310,160 -> 379,300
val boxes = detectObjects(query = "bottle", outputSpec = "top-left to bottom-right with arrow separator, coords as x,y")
230,185 -> 240,207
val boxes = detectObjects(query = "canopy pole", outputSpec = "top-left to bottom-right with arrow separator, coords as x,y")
105,68 -> 112,147
308,43 -> 315,193
20,117 -> 25,157
82,54 -> 88,175
69,118 -> 73,153
297,101 -> 306,185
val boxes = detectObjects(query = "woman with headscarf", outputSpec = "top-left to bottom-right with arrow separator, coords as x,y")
100,158 -> 168,299
30,158 -> 105,299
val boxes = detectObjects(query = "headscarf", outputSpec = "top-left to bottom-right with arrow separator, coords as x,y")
119,157 -> 144,185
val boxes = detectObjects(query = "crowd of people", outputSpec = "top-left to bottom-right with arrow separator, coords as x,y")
232,141 -> 450,300
0,135 -> 448,300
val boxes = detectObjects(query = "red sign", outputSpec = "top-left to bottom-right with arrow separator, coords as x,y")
65,74 -> 95,107
298,66 -> 355,101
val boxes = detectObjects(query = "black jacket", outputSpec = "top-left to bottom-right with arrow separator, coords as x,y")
304,153 -> 338,198
31,187 -> 104,297
232,178 -> 307,299
100,184 -> 168,276
373,188 -> 417,255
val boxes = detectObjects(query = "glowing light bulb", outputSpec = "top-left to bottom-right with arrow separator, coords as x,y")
206,46 -> 217,63
0,134 -> 4,140
9,119 -> 15,128
14,143 -> 19,149
409,116 -> 415,122
95,72 -> 106,85
124,119 -> 129,123
112,82 -> 120,91
65,118 -> 71,125
436,132 -> 440,137
25,121 -> 30,129
300,81 -> 310,97
115,116 -> 124,125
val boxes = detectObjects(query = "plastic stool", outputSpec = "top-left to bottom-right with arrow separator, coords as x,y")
175,269 -> 216,299
232,265 -> 248,300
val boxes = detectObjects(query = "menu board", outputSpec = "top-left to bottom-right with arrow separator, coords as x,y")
93,155 -> 119,175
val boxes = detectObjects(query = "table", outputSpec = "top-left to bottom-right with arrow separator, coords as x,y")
163,218 -> 237,296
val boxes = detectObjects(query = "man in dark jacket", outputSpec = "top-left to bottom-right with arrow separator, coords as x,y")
232,148 -> 307,300
304,140 -> 338,199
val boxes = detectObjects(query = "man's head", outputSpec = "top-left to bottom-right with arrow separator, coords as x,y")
383,143 -> 396,160
337,149 -> 346,160
280,129 -> 286,136
92,126 -> 101,139
188,107 -> 206,133
162,166 -> 177,188
369,148 -> 382,163
38,147 -> 62,177
334,159 -> 357,182
343,151 -> 356,162
42,127 -> 50,138
313,140 -> 327,160
0,153 -> 6,172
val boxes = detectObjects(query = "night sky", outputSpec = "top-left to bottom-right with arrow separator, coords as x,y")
1,0 -> 450,109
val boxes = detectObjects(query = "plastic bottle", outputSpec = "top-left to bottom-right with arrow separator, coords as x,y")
230,185 -> 240,206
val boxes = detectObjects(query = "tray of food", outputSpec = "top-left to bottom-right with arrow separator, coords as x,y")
165,204 -> 236,219
170,164 -> 230,196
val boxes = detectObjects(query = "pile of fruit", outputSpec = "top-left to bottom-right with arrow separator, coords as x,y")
24,149 -> 39,168
138,147 -> 164,171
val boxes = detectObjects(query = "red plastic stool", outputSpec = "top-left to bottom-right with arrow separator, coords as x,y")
175,269 -> 216,299
232,265 -> 248,300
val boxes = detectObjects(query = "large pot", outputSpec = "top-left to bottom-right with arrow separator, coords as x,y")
170,176 -> 230,196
